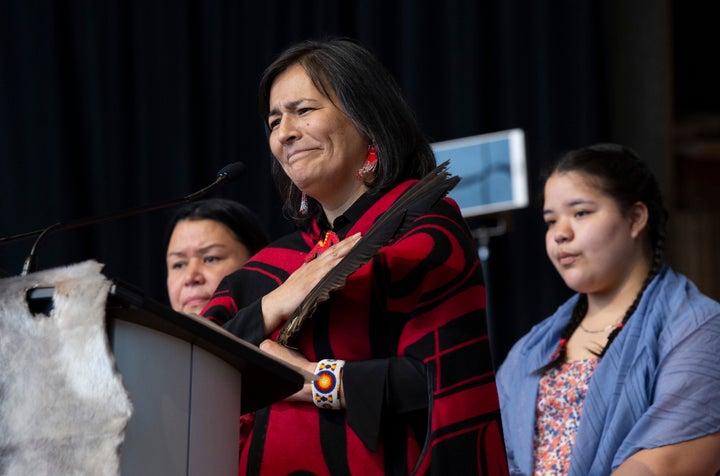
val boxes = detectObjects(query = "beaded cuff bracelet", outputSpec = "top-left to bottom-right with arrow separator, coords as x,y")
312,359 -> 345,410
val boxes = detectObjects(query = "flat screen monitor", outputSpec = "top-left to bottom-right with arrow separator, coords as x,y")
432,128 -> 528,218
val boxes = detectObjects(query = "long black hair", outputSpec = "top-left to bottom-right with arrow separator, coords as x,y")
258,38 -> 436,223
537,143 -> 668,373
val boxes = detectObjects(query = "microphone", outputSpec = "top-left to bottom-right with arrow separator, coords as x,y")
12,161 -> 245,276
183,161 -> 245,200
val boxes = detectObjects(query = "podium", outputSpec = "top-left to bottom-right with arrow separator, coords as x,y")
105,281 -> 307,475
9,262 -> 306,476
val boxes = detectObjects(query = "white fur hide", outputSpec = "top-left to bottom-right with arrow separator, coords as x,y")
0,260 -> 132,476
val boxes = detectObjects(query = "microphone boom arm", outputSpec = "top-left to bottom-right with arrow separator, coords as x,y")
14,161 -> 244,275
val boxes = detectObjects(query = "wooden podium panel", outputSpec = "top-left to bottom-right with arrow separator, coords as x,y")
104,282 -> 306,476
105,282 -> 307,413
110,319 -> 242,476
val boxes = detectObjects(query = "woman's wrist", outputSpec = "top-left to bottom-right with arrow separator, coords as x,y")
260,293 -> 285,335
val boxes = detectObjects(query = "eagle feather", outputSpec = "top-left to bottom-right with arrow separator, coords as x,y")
276,160 -> 460,346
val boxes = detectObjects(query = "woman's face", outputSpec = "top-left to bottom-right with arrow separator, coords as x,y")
267,63 -> 369,213
166,218 -> 250,315
543,171 -> 646,298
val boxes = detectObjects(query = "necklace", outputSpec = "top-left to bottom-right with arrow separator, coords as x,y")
304,230 -> 340,263
579,319 -> 623,334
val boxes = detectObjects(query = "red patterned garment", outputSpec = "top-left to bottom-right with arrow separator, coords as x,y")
202,180 -> 508,476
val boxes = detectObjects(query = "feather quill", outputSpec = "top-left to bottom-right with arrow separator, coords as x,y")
277,160 -> 460,346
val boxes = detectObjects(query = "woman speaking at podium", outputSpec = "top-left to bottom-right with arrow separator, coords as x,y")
202,38 -> 508,475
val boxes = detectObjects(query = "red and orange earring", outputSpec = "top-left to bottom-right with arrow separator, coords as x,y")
356,144 -> 378,180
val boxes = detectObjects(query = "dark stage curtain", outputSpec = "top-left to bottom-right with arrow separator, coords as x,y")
0,0 -> 609,366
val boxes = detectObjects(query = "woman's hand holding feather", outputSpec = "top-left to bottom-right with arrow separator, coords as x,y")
259,232 -> 362,336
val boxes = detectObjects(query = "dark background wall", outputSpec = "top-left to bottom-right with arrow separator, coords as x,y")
1,0 -> 718,367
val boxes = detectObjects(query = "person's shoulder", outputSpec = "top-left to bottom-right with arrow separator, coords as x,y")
265,228 -> 306,248
502,296 -> 579,364
513,309 -> 567,348
651,266 -> 720,319
643,266 -> 720,349
241,228 -> 312,270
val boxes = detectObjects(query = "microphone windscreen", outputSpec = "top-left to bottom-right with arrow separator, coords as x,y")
217,162 -> 245,181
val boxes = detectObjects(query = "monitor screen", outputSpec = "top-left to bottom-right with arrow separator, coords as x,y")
432,128 -> 528,217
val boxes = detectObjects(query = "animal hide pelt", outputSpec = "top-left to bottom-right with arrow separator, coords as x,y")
0,260 -> 132,476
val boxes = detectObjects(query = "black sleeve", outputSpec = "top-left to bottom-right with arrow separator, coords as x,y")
343,356 -> 428,451
221,298 -> 266,345
204,261 -> 285,345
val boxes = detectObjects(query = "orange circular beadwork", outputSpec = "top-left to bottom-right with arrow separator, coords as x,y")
312,359 -> 345,410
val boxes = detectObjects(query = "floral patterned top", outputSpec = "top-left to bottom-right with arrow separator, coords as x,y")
533,358 -> 599,475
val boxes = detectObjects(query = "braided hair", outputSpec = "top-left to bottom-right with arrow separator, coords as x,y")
536,143 -> 668,373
